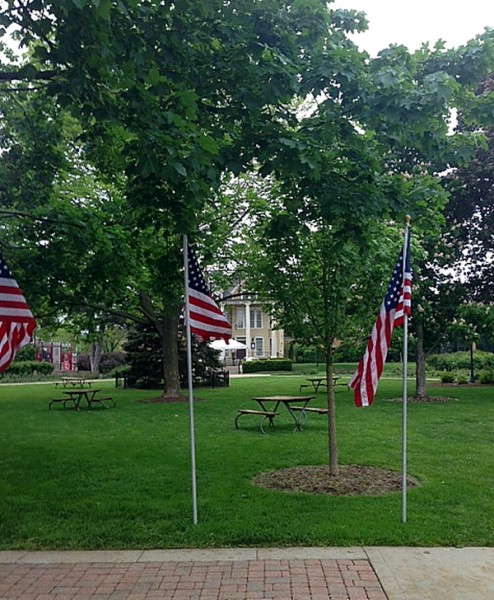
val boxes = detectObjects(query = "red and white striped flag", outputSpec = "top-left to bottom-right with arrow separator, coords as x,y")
186,244 -> 231,342
0,254 -> 36,372
349,236 -> 411,407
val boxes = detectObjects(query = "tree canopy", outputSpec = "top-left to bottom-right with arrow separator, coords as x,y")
1,1 -> 494,409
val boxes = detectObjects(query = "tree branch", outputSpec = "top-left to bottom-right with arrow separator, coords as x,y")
0,70 -> 59,82
0,208 -> 55,222
138,292 -> 164,335
70,301 -> 149,326
0,84 -> 50,93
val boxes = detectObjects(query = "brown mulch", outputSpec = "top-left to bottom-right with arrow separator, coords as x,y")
252,464 -> 418,496
388,396 -> 457,403
139,396 -> 207,404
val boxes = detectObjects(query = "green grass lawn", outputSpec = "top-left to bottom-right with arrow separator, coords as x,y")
1,375 -> 493,550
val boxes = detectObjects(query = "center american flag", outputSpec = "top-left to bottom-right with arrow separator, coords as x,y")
349,235 -> 411,407
0,253 -> 36,373
186,244 -> 231,342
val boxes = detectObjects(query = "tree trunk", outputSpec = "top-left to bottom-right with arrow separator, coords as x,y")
160,309 -> 181,401
138,292 -> 182,402
89,340 -> 102,374
326,348 -> 339,476
414,318 -> 428,400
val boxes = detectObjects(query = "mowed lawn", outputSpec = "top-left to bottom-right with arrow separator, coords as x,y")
1,374 -> 494,550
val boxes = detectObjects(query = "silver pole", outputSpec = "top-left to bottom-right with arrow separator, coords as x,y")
401,217 -> 411,524
183,234 -> 198,525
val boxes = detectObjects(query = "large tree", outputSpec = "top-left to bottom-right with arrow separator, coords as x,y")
2,3 -> 494,409
1,0 -> 365,397
410,75 -> 494,398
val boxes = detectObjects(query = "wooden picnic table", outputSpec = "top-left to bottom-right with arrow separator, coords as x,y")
55,376 -> 92,388
252,395 -> 316,432
300,376 -> 341,393
49,389 -> 115,410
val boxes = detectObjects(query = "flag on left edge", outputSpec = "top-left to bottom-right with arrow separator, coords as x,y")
0,253 -> 36,373
349,235 -> 411,407
186,244 -> 231,342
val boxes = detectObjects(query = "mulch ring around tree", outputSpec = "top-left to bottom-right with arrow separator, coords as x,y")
388,395 -> 458,403
140,395 -> 208,404
252,465 -> 418,496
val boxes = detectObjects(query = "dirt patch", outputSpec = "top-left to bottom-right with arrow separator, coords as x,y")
252,464 -> 418,496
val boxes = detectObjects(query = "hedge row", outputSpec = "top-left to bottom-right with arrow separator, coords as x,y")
439,369 -> 494,384
427,351 -> 494,372
2,361 -> 54,377
242,358 -> 292,373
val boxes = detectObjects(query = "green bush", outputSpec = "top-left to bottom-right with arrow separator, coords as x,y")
34,361 -> 55,375
439,371 -> 456,383
77,352 -> 127,374
3,361 -> 54,377
479,369 -> 494,384
14,344 -> 36,361
242,359 -> 292,373
427,351 -> 494,372
457,375 -> 469,385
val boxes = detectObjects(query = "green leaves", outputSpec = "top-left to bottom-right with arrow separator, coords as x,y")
71,0 -> 111,15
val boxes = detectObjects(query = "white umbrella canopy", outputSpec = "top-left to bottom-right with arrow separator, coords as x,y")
208,339 -> 247,350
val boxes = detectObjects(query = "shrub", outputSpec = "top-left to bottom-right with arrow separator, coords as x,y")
439,371 -> 456,384
3,360 -> 54,377
99,352 -> 126,374
14,344 -> 36,361
289,345 -> 321,363
77,354 -> 91,371
76,352 -> 127,374
427,351 -> 494,372
122,322 -> 221,389
35,361 -> 55,375
457,375 -> 468,385
479,369 -> 494,384
242,359 -> 292,373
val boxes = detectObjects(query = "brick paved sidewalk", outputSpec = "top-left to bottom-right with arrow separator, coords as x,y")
0,558 -> 387,600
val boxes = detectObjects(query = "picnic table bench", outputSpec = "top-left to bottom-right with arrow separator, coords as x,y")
49,396 -> 79,410
291,406 -> 329,415
55,376 -> 92,388
235,409 -> 279,434
290,405 -> 329,425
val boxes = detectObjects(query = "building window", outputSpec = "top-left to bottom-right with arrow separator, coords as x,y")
236,308 -> 245,329
255,337 -> 263,357
250,308 -> 262,329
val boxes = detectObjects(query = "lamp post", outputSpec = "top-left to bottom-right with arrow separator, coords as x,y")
469,342 -> 475,383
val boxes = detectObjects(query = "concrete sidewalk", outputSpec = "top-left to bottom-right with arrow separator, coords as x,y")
1,546 -> 494,599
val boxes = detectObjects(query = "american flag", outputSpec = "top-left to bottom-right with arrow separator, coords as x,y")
186,244 -> 231,342
349,235 -> 411,407
0,254 -> 36,373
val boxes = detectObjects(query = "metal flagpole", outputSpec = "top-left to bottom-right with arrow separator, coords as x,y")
401,216 -> 411,524
183,234 -> 198,525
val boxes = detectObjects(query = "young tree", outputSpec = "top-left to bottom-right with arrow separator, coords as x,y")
235,36 -> 494,473
243,211 -> 400,475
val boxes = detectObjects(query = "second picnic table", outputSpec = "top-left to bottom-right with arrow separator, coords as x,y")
55,376 -> 92,388
49,388 -> 115,410
300,376 -> 342,393
252,395 -> 315,432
